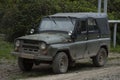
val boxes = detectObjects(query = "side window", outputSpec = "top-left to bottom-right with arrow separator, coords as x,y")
76,20 -> 86,34
81,21 -> 86,33
87,18 -> 99,33
76,21 -> 81,34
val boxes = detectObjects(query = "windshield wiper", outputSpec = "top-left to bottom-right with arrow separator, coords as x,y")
67,16 -> 74,26
47,16 -> 57,24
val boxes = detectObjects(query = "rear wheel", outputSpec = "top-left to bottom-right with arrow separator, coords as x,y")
92,48 -> 107,67
52,52 -> 68,74
18,57 -> 33,71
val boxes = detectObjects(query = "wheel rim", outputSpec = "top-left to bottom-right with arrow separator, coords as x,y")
59,56 -> 68,72
98,51 -> 107,65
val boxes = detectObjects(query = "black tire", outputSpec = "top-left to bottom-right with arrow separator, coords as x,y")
92,48 -> 107,67
52,52 -> 68,74
18,57 -> 33,71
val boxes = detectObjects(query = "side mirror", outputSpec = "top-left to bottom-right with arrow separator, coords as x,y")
30,29 -> 35,34
68,31 -> 76,41
68,31 -> 72,36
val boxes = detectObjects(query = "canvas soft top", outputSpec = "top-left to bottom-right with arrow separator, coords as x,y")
49,12 -> 107,18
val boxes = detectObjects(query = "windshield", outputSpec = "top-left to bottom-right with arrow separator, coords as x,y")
39,17 -> 75,32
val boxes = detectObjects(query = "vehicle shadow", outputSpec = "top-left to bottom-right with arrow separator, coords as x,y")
20,61 -> 99,78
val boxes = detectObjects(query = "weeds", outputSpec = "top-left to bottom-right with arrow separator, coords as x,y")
0,38 -> 15,59
110,45 -> 120,53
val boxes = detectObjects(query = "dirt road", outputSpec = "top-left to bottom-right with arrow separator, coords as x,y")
24,66 -> 120,80
23,53 -> 120,80
0,53 -> 120,80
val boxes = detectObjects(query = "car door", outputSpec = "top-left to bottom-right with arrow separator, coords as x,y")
87,18 -> 100,56
75,19 -> 88,59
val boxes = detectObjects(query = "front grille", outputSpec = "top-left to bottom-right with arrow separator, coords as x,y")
21,40 -> 40,53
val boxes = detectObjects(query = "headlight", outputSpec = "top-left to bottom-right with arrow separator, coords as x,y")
15,40 -> 20,47
40,42 -> 47,50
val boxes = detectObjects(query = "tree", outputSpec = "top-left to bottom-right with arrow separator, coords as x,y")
0,0 -> 120,43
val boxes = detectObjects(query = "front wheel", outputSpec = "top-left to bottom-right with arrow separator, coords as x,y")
52,52 -> 68,74
92,48 -> 108,67
18,57 -> 33,71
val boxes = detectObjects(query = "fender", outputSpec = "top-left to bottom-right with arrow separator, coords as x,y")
49,43 -> 74,60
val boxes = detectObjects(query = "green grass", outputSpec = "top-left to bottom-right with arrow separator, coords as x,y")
0,38 -> 15,59
110,45 -> 120,53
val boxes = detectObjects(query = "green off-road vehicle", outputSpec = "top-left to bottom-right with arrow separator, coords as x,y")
12,13 -> 110,73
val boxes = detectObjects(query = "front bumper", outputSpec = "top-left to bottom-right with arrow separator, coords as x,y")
11,52 -> 53,61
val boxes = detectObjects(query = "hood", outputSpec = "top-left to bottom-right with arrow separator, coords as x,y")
18,33 -> 70,44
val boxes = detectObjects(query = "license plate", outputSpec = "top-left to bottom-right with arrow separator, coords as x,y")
20,53 -> 34,59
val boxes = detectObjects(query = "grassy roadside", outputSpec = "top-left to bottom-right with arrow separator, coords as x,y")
0,38 -> 14,60
110,45 -> 120,53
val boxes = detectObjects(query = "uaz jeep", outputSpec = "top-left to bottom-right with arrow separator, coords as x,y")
12,13 -> 110,73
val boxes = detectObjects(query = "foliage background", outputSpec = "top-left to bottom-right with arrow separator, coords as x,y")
0,0 -> 120,44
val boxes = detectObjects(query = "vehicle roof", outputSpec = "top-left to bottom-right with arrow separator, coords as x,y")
50,12 -> 107,18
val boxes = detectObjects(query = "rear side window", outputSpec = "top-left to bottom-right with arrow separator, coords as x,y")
96,18 -> 110,34
87,18 -> 99,33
